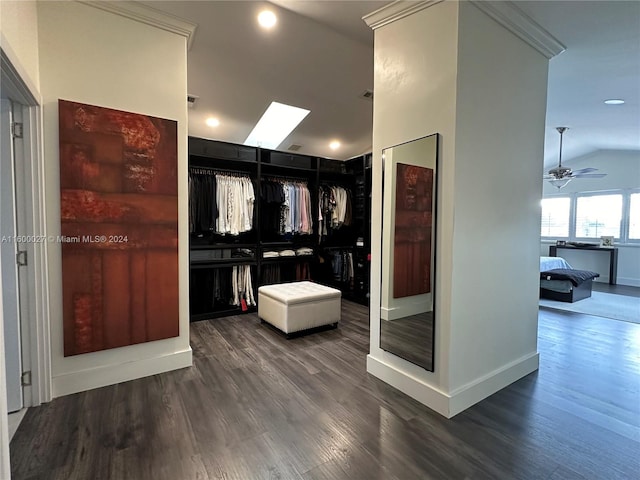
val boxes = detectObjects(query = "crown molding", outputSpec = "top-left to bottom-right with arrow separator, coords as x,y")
363,0 -> 565,59
470,1 -> 565,59
363,0 -> 444,30
77,1 -> 198,50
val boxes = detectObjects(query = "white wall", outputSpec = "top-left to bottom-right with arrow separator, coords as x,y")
37,1 -> 191,396
449,2 -> 546,396
368,1 -> 547,417
0,0 -> 40,98
541,149 -> 640,286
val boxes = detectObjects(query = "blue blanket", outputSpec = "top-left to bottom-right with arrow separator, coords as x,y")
540,256 -> 572,272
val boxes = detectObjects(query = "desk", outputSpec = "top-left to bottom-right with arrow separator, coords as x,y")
549,245 -> 618,285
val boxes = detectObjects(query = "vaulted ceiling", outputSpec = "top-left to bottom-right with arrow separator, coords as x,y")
142,1 -> 640,167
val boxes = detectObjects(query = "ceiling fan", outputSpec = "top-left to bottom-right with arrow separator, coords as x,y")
544,127 -> 607,189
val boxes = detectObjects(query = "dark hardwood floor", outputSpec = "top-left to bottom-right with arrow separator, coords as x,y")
10,301 -> 640,479
592,281 -> 640,297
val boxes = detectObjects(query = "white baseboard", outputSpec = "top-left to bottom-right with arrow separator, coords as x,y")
448,352 -> 539,417
366,355 -> 450,416
367,351 -> 539,418
52,347 -> 192,397
617,277 -> 640,287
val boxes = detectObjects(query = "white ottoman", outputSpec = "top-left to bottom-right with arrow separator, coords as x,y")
258,281 -> 341,336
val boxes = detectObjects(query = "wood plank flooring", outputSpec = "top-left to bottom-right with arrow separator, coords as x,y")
10,301 -> 640,479
592,281 -> 640,297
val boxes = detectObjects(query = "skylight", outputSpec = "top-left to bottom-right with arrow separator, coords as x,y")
244,101 -> 310,150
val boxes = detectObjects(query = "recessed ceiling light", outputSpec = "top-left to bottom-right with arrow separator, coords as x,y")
604,99 -> 625,105
244,101 -> 310,150
329,140 -> 341,150
206,117 -> 220,127
258,10 -> 277,29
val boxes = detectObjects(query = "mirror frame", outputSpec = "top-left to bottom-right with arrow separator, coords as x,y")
379,133 -> 439,372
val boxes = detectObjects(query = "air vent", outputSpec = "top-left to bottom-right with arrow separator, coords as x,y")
187,94 -> 199,108
360,89 -> 373,100
288,144 -> 302,151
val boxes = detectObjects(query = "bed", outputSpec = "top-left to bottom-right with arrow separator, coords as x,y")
539,256 -> 599,303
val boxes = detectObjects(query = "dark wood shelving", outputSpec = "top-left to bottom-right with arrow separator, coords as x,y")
189,137 -> 371,320
260,241 -> 297,246
260,163 -> 317,173
190,259 -> 256,269
190,243 -> 256,250
260,256 -> 314,264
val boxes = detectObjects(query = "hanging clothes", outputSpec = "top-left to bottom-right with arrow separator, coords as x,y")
215,173 -> 255,235
260,179 -> 285,235
189,169 -> 255,236
260,178 -> 313,238
318,184 -> 352,242
188,169 -> 218,234
326,248 -> 354,285
231,264 -> 256,307
261,263 -> 311,286
296,262 -> 311,281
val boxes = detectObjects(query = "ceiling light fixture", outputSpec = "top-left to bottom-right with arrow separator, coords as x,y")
206,117 -> 220,128
544,127 -> 606,189
548,127 -> 572,189
549,178 -> 572,189
258,10 -> 277,29
604,99 -> 625,105
244,101 -> 310,150
329,140 -> 341,150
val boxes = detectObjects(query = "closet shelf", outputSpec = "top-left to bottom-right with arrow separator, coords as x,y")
190,154 -> 258,166
260,256 -> 314,264
260,241 -> 295,246
190,259 -> 256,269
260,163 -> 317,173
190,243 -> 255,250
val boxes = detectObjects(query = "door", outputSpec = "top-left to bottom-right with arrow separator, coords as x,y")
1,98 -> 24,413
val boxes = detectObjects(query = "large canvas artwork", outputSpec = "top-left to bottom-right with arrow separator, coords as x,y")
393,163 -> 433,298
58,100 -> 179,356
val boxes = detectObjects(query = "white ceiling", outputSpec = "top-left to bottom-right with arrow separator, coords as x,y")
518,1 -> 640,168
142,1 -> 640,167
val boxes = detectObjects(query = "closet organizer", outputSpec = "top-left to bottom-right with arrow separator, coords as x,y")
188,137 -> 371,321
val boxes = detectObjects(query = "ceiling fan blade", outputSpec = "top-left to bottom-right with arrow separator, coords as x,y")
571,173 -> 607,179
543,175 -> 555,179
571,167 -> 598,174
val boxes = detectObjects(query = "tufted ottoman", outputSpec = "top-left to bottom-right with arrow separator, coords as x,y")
258,281 -> 341,336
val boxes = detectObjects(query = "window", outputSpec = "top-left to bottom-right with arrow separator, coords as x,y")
575,194 -> 622,239
629,193 -> 640,240
540,197 -> 570,237
541,190 -> 638,244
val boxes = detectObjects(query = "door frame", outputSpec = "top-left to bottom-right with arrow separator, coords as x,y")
1,47 -> 52,408
2,97 -> 24,414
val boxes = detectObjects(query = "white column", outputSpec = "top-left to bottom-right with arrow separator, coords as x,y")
365,0 -> 563,417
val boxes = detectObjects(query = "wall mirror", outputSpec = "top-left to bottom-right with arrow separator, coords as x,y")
380,133 -> 438,371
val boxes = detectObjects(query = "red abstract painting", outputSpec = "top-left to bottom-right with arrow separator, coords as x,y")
393,163 -> 433,298
58,100 -> 179,356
